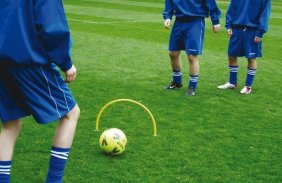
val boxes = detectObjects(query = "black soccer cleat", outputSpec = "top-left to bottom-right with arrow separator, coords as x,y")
164,82 -> 183,90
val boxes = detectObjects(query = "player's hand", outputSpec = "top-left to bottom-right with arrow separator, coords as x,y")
164,19 -> 171,29
227,29 -> 233,36
64,65 -> 77,83
213,24 -> 221,33
254,36 -> 262,43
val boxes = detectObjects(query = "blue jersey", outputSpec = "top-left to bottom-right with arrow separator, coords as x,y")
163,0 -> 221,25
225,0 -> 271,38
0,0 -> 72,71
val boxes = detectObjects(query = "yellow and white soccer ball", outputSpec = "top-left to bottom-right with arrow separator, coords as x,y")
99,128 -> 127,155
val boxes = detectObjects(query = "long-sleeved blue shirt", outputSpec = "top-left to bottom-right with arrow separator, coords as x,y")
163,0 -> 221,25
0,0 -> 72,71
225,0 -> 271,38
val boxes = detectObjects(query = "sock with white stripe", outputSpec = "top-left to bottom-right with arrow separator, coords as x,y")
188,75 -> 199,89
0,161 -> 12,183
245,68 -> 257,87
172,70 -> 182,84
229,66 -> 239,85
46,147 -> 70,183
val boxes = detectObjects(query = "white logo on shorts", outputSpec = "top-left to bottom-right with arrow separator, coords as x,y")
189,49 -> 197,52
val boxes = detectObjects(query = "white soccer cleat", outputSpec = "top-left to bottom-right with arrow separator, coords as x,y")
240,86 -> 252,95
217,82 -> 236,89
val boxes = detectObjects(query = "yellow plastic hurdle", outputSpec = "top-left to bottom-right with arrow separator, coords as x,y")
95,99 -> 157,136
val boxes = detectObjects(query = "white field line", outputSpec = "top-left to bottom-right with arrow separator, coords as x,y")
68,18 -> 160,24
68,18 -> 166,33
68,16 -> 282,26
271,17 -> 282,19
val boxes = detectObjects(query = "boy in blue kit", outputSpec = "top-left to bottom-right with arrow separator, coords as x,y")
163,0 -> 221,96
0,0 -> 80,182
217,0 -> 271,94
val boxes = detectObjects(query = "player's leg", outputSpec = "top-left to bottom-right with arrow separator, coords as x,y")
0,120 -> 22,160
6,63 -> 79,182
46,105 -> 80,183
185,54 -> 199,96
228,56 -> 239,86
0,63 -> 29,183
0,119 -> 22,183
240,28 -> 260,94
217,56 -> 239,89
52,105 -> 80,148
164,21 -> 184,90
164,50 -> 183,89
218,26 -> 244,90
33,64 -> 80,183
246,58 -> 257,87
183,18 -> 205,96
240,58 -> 257,94
169,51 -> 182,71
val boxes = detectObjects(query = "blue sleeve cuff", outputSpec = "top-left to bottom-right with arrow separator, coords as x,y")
225,23 -> 232,30
212,19 -> 220,25
163,15 -> 172,20
59,60 -> 73,72
255,30 -> 264,38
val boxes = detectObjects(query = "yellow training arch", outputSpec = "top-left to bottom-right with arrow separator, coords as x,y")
95,99 -> 157,136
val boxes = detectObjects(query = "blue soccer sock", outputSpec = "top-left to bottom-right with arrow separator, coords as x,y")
245,68 -> 257,87
0,161 -> 12,183
46,147 -> 70,183
172,70 -> 182,84
229,66 -> 239,85
188,75 -> 199,89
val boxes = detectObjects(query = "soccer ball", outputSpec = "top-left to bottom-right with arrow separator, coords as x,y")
99,128 -> 127,155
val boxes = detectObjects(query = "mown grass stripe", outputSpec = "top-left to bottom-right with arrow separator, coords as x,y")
66,0 -> 163,7
65,5 -> 161,22
65,0 -> 163,12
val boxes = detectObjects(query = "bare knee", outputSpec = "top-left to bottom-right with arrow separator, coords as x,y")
57,105 -> 80,134
228,56 -> 238,66
169,51 -> 180,60
247,58 -> 257,69
64,104 -> 80,122
0,119 -> 22,143
1,119 -> 22,134
188,54 -> 198,63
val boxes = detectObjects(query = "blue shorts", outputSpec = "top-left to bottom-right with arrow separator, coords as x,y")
228,27 -> 262,58
0,62 -> 76,124
169,17 -> 205,55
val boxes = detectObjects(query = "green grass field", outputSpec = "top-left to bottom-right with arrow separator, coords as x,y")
6,0 -> 282,182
